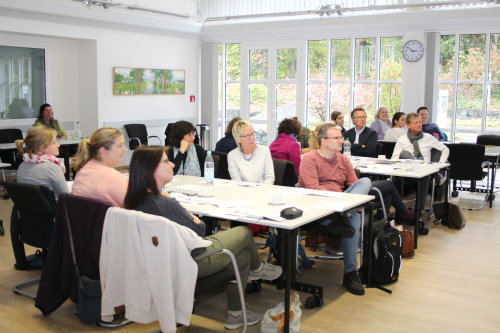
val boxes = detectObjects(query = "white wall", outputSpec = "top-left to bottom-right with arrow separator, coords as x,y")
0,13 -> 201,139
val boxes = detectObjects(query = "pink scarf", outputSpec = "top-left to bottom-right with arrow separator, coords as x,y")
23,153 -> 66,174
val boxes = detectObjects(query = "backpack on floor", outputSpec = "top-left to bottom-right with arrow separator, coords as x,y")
433,202 -> 466,230
361,220 -> 402,285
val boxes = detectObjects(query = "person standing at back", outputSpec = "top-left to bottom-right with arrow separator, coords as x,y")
344,107 -> 378,157
417,106 -> 448,142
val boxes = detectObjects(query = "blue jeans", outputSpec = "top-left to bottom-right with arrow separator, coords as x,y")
342,177 -> 371,273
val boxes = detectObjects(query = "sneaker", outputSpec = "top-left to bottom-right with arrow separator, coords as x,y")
342,270 -> 365,296
248,261 -> 283,281
327,213 -> 355,238
396,210 -> 416,226
224,310 -> 262,330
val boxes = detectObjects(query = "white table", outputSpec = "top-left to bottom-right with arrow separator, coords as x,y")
168,175 -> 375,333
349,157 -> 450,248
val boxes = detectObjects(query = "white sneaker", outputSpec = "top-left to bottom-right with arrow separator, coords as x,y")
248,261 -> 283,281
224,310 -> 261,330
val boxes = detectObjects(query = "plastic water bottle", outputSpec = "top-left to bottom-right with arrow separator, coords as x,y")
74,121 -> 82,140
343,138 -> 351,156
204,151 -> 215,186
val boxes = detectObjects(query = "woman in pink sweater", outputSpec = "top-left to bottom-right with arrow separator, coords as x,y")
71,127 -> 128,207
269,118 -> 301,177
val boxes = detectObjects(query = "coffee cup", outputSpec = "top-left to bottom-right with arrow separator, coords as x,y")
269,193 -> 284,205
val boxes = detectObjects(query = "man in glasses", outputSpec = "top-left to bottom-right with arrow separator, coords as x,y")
344,107 -> 378,157
299,123 -> 371,295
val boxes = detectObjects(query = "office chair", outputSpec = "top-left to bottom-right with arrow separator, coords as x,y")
0,128 -> 23,170
212,151 -> 231,180
476,134 -> 500,146
380,141 -> 396,159
272,158 -> 298,187
0,181 -> 57,299
448,143 -> 490,210
124,124 -> 161,150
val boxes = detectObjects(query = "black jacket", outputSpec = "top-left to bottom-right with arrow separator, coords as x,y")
215,134 -> 237,154
167,144 -> 207,177
344,127 -> 378,157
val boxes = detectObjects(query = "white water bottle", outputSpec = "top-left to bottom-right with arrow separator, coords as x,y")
74,121 -> 82,140
343,138 -> 351,156
204,151 -> 215,186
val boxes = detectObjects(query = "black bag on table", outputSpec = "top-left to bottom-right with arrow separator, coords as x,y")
361,220 -> 402,285
433,202 -> 466,230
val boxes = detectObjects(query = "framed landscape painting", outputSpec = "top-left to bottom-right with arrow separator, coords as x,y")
113,67 -> 139,95
166,70 -> 185,94
140,68 -> 165,94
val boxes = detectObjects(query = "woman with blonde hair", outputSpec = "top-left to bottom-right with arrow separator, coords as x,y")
369,107 -> 392,140
71,127 -> 128,207
16,126 -> 69,199
227,120 -> 274,185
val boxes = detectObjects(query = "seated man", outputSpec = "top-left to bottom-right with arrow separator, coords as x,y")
344,107 -> 378,157
299,122 -> 371,296
417,106 -> 448,142
392,113 -> 449,232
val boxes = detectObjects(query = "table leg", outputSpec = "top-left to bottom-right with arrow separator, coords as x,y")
284,229 -> 292,333
414,179 -> 421,249
489,157 -> 498,208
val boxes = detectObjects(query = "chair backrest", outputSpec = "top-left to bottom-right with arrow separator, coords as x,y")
212,151 -> 231,180
272,158 -> 298,187
1,181 -> 57,249
0,128 -> 23,143
447,143 -> 485,181
376,142 -> 383,156
380,141 -> 396,159
124,124 -> 148,149
477,134 -> 500,146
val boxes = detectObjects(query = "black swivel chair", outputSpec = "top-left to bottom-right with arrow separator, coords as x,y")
124,124 -> 161,150
380,141 -> 396,159
0,128 -> 23,169
272,159 -> 298,187
448,143 -> 490,210
476,134 -> 500,146
212,151 -> 231,180
0,181 -> 57,299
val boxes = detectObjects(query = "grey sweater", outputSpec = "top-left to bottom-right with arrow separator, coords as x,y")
17,161 -> 69,200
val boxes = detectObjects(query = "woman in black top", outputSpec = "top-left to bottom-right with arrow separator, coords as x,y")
167,121 -> 206,176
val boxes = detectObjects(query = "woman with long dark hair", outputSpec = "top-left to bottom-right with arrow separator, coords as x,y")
34,103 -> 67,139
124,146 -> 282,330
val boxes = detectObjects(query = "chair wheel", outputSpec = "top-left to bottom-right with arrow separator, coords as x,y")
304,294 -> 323,309
245,281 -> 262,294
451,191 -> 459,197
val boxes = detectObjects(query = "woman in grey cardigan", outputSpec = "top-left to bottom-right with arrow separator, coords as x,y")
16,126 -> 69,200
369,106 -> 392,140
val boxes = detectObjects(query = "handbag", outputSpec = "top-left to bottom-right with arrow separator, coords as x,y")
400,229 -> 415,259
261,292 -> 301,333
63,197 -> 102,323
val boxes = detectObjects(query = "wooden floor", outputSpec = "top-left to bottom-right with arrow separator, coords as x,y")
0,193 -> 499,333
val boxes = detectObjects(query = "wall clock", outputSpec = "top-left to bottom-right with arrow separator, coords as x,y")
402,40 -> 424,62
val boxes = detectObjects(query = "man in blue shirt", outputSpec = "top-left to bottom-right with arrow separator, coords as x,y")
417,106 -> 448,142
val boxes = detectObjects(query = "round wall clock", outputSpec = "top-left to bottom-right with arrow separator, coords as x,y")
402,40 -> 424,62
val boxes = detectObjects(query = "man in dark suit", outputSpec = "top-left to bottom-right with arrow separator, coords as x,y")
344,107 -> 378,157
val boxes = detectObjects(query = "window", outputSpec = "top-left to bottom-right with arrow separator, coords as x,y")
0,45 -> 46,119
437,33 -> 500,142
306,36 -> 402,127
224,43 -> 241,127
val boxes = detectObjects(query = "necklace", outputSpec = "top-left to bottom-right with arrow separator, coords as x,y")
241,148 -> 254,161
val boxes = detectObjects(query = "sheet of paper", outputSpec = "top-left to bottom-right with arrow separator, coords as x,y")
301,188 -> 345,198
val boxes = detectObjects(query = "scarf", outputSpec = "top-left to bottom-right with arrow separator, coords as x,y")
23,153 -> 66,174
407,131 -> 424,160
173,145 -> 201,176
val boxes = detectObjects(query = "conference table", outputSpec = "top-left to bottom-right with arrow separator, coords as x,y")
0,139 -> 80,180
348,157 -> 450,248
165,175 -> 374,333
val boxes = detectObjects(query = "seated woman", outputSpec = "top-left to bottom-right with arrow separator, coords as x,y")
228,120 -> 274,185
331,111 -> 346,136
124,146 -> 282,329
34,104 -> 67,139
71,127 -> 128,207
369,107 -> 392,140
269,118 -> 301,176
167,121 -> 206,176
384,112 -> 407,142
16,126 -> 69,200
215,117 -> 241,153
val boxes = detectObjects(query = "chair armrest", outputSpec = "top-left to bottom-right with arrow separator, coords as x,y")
148,135 -> 162,146
193,248 -> 223,262
129,137 -> 141,147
